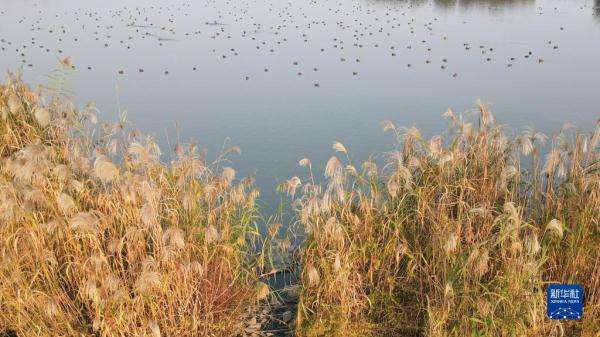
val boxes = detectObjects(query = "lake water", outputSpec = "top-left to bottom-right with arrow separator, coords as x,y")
1,0 -> 599,209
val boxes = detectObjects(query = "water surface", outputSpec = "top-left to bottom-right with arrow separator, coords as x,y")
1,0 -> 599,208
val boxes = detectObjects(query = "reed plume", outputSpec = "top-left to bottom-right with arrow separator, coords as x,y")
0,72 -> 267,337
291,105 -> 600,337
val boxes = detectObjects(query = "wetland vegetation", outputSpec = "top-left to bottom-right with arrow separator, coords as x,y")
1,71 -> 598,336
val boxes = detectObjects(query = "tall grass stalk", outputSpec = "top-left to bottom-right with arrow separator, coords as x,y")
0,72 -> 268,336
285,105 -> 599,336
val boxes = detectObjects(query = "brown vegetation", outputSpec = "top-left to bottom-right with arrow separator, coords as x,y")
284,104 -> 600,336
1,72 -> 598,337
0,72 -> 266,337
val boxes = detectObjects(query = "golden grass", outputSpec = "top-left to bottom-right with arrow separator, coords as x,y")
0,72 -> 267,336
1,71 -> 599,337
285,105 -> 600,336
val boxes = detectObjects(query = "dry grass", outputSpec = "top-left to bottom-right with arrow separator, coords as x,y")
0,71 -> 268,337
1,70 -> 599,337
285,104 -> 600,336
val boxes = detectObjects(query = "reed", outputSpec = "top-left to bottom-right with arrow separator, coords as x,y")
1,71 -> 598,337
0,71 -> 268,337
286,104 -> 600,336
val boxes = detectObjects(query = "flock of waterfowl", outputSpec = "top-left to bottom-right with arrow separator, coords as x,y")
0,0 -> 598,88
